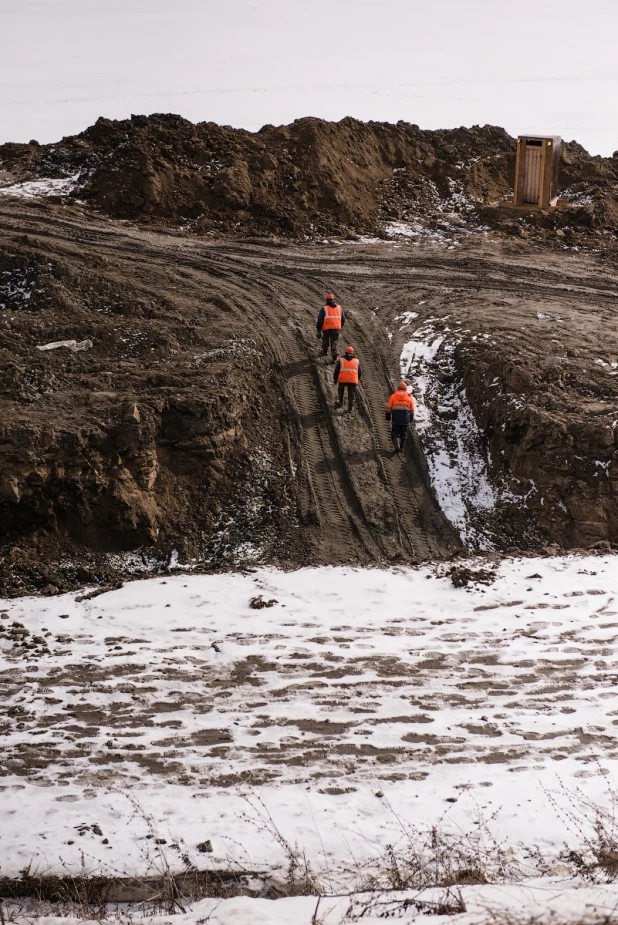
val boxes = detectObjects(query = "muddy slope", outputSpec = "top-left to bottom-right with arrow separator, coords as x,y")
0,200 -> 459,594
2,198 -> 618,593
1,115 -> 617,248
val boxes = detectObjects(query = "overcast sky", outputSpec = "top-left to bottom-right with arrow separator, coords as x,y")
0,0 -> 616,154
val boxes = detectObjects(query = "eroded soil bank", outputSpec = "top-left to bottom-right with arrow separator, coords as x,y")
1,199 -> 618,592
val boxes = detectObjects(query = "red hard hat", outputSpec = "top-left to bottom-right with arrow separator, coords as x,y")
398,381 -> 407,390
345,346 -> 355,355
327,293 -> 335,299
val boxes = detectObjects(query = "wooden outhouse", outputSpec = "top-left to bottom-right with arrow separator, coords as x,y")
512,135 -> 561,209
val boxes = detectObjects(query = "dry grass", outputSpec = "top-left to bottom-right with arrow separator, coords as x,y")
544,775 -> 618,881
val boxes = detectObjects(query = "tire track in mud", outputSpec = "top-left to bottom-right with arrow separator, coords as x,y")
197,269 -> 394,562
155,256 -> 384,562
221,260 -> 457,562
346,308 -> 461,559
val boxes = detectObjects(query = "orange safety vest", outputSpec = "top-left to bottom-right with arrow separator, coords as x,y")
386,390 -> 415,413
338,356 -> 359,384
322,304 -> 343,331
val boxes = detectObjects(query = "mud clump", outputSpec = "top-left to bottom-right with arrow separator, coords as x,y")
450,566 -> 496,588
249,595 -> 278,609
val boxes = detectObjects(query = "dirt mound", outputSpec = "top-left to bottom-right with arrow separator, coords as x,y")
2,114 -> 615,249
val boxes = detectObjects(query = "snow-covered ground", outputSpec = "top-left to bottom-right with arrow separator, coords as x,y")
0,174 -> 80,199
3,554 -> 618,923
0,0 -> 616,155
8,882 -> 618,925
399,318 -> 503,547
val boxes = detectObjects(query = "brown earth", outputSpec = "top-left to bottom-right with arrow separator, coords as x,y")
1,114 -> 617,251
0,199 -> 461,595
1,183 -> 618,592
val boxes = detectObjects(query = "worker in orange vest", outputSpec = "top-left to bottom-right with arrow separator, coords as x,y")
334,346 -> 362,412
316,293 -> 345,361
385,382 -> 415,454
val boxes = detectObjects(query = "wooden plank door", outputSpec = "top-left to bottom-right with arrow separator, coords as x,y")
523,146 -> 542,203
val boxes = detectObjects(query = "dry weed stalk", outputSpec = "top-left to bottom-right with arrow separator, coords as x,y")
241,794 -> 324,896
479,904 -> 618,925
353,798 -> 521,893
344,886 -> 466,921
544,774 -> 618,880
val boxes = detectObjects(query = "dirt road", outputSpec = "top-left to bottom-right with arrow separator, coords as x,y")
0,202 -> 462,584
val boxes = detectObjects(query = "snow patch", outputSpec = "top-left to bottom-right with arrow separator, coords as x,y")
0,173 -> 80,199
400,321 -> 496,547
1,556 -> 618,916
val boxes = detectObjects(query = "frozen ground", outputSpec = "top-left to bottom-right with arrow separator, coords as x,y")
2,554 -> 618,923
7,882 -> 618,925
0,0 -> 616,155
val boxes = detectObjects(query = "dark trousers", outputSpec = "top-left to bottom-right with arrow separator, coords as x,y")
321,329 -> 339,358
391,422 -> 409,449
337,382 -> 357,410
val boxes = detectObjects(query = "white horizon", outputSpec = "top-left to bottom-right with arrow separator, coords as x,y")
0,0 -> 616,156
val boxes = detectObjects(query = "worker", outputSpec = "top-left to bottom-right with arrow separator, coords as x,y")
334,346 -> 362,412
385,381 -> 415,454
316,293 -> 345,361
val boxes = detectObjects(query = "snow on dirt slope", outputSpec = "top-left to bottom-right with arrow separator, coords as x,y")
399,317 -> 514,549
3,553 -> 618,921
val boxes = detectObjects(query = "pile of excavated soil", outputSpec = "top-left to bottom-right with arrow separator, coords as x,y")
1,115 -> 617,252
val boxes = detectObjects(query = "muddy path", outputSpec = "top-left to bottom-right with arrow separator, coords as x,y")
2,200 -> 618,585
0,203 -> 463,575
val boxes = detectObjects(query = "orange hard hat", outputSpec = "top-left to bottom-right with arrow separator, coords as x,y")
345,346 -> 355,355
327,293 -> 335,299
398,381 -> 407,390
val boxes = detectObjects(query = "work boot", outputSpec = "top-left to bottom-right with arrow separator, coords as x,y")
391,437 -> 400,454
335,401 -> 342,409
